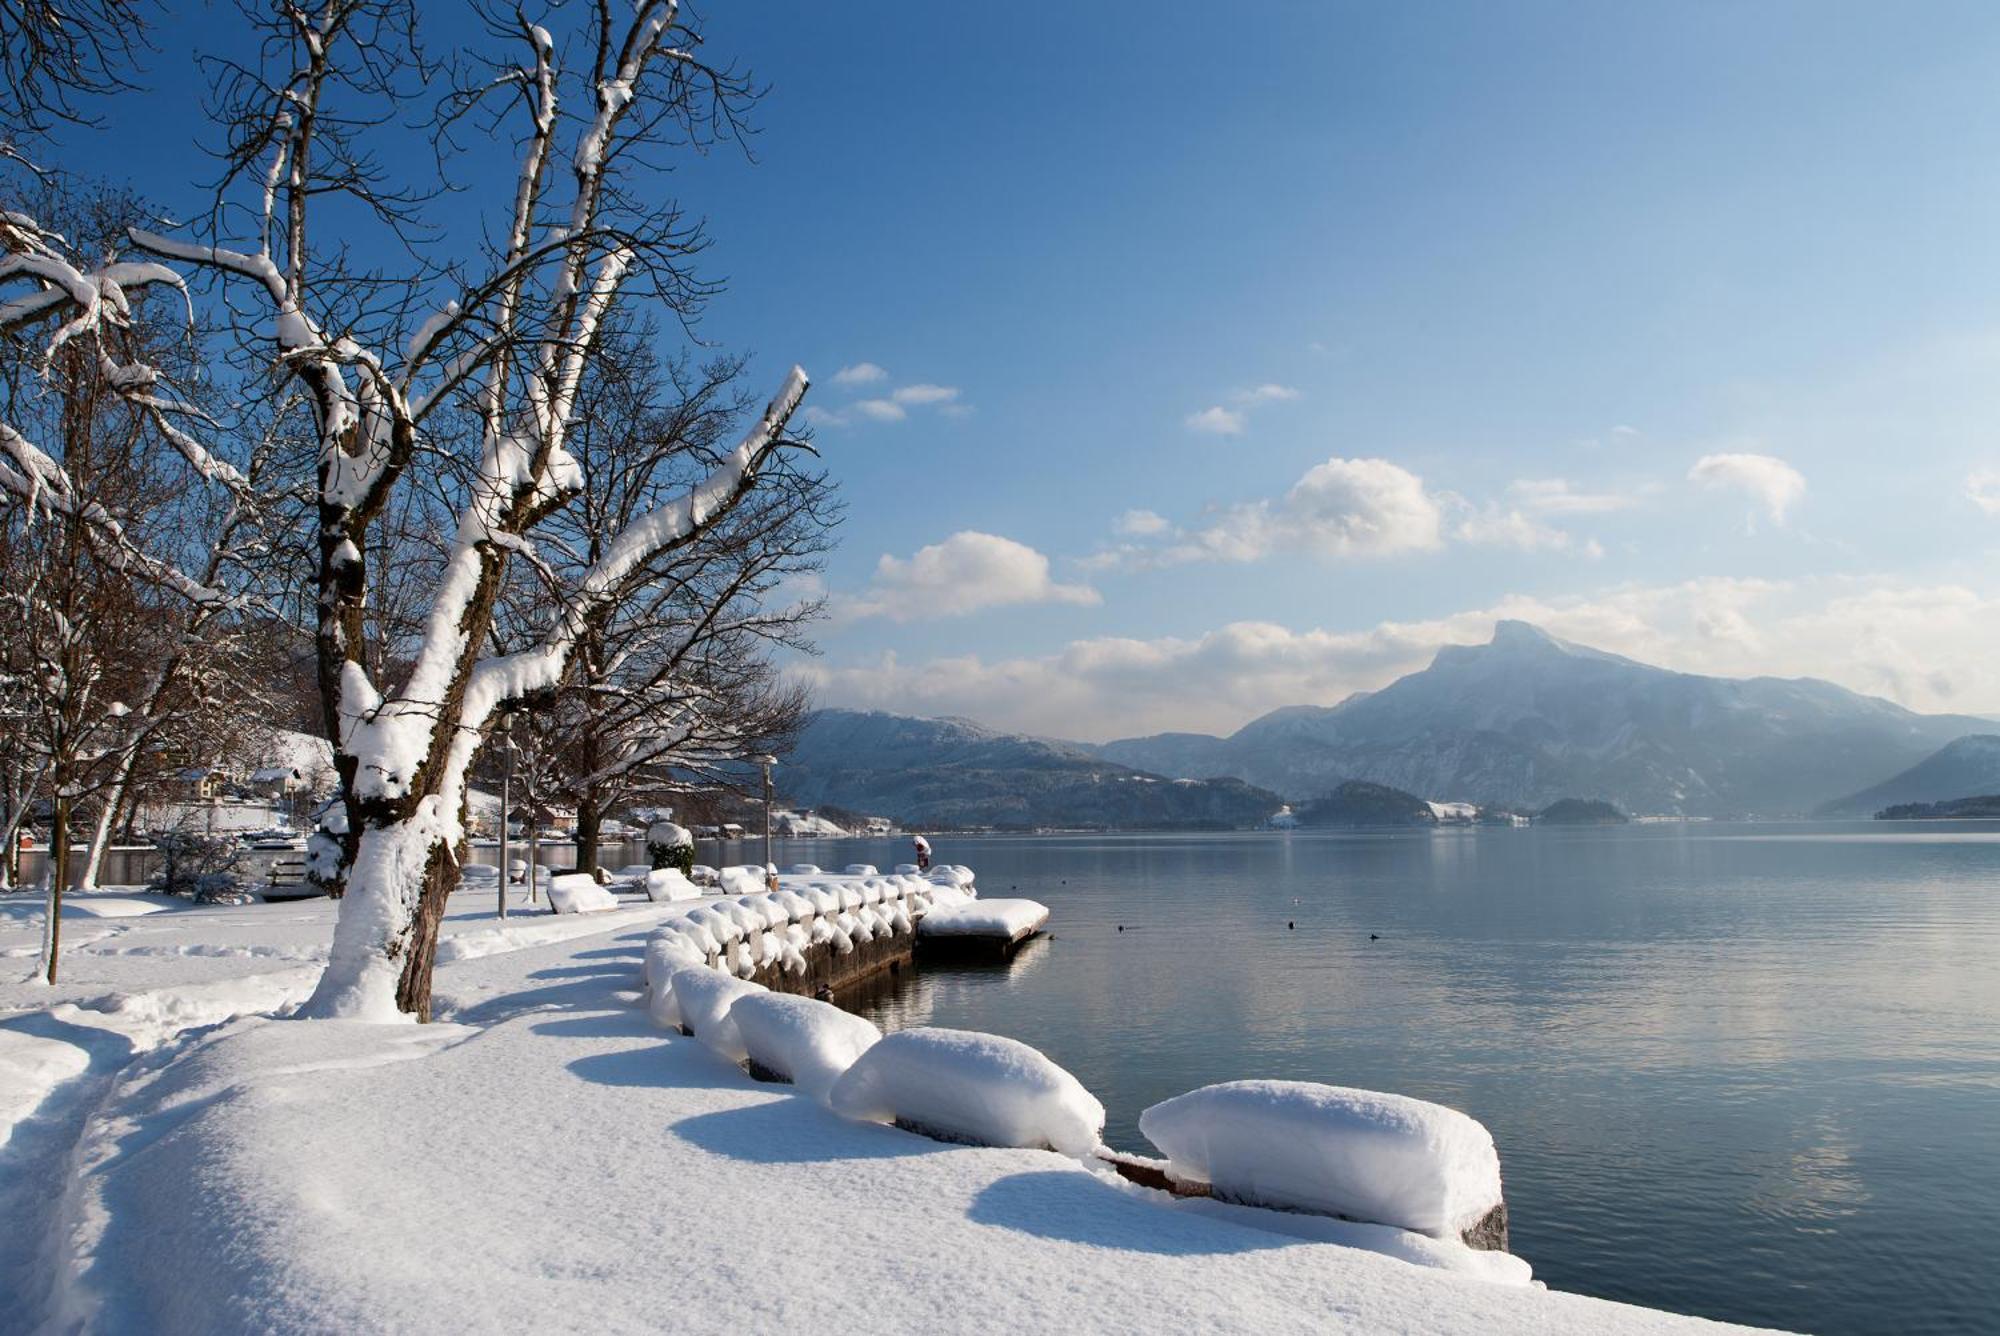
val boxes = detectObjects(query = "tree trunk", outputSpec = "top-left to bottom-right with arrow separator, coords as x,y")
395,845 -> 461,1022
44,795 -> 70,985
575,796 -> 600,877
80,786 -> 121,890
299,818 -> 452,1021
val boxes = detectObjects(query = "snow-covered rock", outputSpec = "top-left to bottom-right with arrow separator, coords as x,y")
668,967 -> 764,1063
828,1027 -> 1104,1156
729,992 -> 882,1102
546,874 -> 618,914
1138,1080 -> 1504,1240
918,898 -> 1048,941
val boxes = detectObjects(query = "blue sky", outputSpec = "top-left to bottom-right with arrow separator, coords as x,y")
59,1 -> 2000,739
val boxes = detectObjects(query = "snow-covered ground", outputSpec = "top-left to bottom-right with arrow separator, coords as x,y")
0,884 -> 1768,1333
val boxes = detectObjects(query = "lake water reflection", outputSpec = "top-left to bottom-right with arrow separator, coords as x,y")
826,823 -> 2000,1336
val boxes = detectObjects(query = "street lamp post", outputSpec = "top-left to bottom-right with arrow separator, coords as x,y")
756,754 -> 778,882
498,716 -> 514,920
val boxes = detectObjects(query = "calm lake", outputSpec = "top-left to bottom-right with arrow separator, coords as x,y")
816,823 -> 1997,1336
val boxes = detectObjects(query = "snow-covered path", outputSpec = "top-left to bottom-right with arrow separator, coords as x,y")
1,893 -> 1772,1333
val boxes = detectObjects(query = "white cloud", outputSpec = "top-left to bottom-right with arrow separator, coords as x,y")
832,362 -> 887,386
1454,506 -> 1584,553
1114,508 -> 1170,537
809,370 -> 966,427
1688,451 -> 1807,525
1966,470 -> 2000,516
805,575 -> 2000,740
1186,382 -> 1301,436
1611,424 -> 1641,437
1119,457 -> 1444,568
1506,477 -> 1638,515
1277,457 -> 1444,557
844,531 -> 1101,621
1445,477 -> 1634,552
851,398 -> 907,422
891,383 -> 959,406
1185,405 -> 1245,436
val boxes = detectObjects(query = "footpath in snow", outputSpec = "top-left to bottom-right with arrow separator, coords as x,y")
0,878 -> 1773,1334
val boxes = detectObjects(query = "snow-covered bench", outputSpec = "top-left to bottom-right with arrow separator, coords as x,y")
546,873 -> 620,914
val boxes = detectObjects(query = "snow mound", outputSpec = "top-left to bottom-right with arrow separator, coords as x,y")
546,874 -> 618,914
828,1027 -> 1104,1156
642,869 -> 701,902
842,863 -> 878,876
787,863 -> 822,875
668,967 -> 765,1062
729,992 -> 882,1102
719,865 -> 770,896
926,864 -> 976,889
918,898 -> 1048,940
1138,1080 -> 1504,1239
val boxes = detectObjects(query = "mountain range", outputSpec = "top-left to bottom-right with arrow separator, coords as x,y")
1089,621 -> 1993,817
775,710 -> 1280,830
1816,734 -> 2000,816
786,623 -> 1994,825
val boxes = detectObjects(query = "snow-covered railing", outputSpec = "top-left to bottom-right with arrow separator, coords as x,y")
643,869 -> 971,986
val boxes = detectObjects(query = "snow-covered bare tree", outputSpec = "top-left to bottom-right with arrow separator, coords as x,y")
0,197 -> 252,978
134,0 -> 814,1020
490,323 -> 836,874
0,0 -> 149,145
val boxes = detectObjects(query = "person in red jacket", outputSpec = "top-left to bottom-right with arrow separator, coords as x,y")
912,834 -> 932,872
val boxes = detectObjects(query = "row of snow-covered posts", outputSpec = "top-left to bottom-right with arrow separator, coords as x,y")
647,862 -> 1043,998
640,866 -> 1513,1265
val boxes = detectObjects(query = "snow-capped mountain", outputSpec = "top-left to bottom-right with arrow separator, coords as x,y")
1093,621 -> 1994,816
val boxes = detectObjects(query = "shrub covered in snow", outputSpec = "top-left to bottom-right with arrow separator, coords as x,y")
646,822 -> 695,877
828,1027 -> 1104,1156
669,968 -> 765,1062
729,992 -> 882,1102
1137,1080 -> 1504,1239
